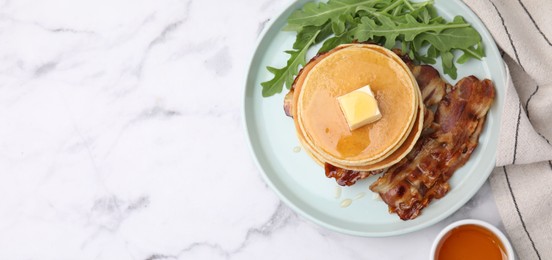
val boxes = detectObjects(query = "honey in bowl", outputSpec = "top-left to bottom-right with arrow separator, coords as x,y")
435,224 -> 508,260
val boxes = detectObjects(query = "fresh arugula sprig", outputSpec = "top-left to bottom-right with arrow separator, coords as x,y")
261,24 -> 331,97
261,0 -> 485,97
284,0 -> 381,31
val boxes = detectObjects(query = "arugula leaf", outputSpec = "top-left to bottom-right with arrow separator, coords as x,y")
380,0 -> 402,13
320,14 -> 357,53
427,45 -> 437,58
457,42 -> 484,64
285,0 -> 381,31
261,30 -> 320,97
317,22 -> 335,43
400,40 -> 408,54
261,0 -> 486,96
412,17 -> 480,51
355,15 -> 470,49
413,28 -> 480,52
356,5 -> 387,19
391,5 -> 402,16
332,18 -> 346,35
415,45 -> 437,64
441,50 -> 457,79
293,22 -> 332,50
319,32 -> 354,53
418,7 -> 431,23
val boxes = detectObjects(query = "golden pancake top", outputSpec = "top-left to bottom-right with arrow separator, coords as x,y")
296,45 -> 418,164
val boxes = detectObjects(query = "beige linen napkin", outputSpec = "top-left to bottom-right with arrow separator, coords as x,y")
462,0 -> 552,259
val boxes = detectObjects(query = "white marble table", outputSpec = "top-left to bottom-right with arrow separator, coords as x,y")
0,0 -> 503,259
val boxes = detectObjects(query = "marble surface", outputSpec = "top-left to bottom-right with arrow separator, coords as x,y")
0,0 -> 503,259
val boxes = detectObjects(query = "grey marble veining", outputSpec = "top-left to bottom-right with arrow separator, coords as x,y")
0,0 -> 502,259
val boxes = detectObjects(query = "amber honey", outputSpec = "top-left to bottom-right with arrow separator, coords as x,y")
435,224 -> 508,260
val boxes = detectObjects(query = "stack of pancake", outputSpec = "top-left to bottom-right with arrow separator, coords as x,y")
290,44 -> 424,171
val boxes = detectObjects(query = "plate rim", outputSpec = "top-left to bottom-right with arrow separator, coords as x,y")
242,0 -> 506,237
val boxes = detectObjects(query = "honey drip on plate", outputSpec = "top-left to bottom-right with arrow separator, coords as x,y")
340,199 -> 352,208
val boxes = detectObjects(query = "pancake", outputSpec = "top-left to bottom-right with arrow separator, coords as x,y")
339,105 -> 423,171
294,44 -> 420,168
299,103 -> 423,172
340,45 -> 424,171
299,105 -> 423,170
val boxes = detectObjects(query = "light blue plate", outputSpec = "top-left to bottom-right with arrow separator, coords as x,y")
243,0 -> 506,237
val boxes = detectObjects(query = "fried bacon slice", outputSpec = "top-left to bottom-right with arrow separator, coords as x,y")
283,46 -> 495,220
284,89 -> 294,117
325,164 -> 384,186
369,76 -> 495,220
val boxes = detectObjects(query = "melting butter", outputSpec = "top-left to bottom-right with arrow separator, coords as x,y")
337,85 -> 382,131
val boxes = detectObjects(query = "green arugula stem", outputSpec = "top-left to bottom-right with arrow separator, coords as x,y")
462,47 -> 484,59
358,23 -> 470,35
261,30 -> 321,97
411,0 -> 433,8
392,5 -> 402,16
359,7 -> 385,18
402,0 -> 415,11
382,0 -> 403,13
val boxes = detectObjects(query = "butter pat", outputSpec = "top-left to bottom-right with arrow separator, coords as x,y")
337,85 -> 382,130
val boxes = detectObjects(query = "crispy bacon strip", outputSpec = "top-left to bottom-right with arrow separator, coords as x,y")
284,89 -> 294,117
369,76 -> 495,220
325,164 -> 383,186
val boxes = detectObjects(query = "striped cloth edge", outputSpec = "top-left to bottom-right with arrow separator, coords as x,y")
462,0 -> 552,259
